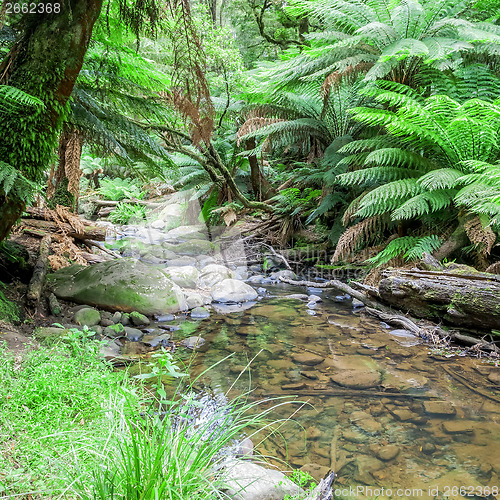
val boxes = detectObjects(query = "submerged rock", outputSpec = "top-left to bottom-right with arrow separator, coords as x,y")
48,259 -> 187,315
330,369 -> 381,389
180,336 -> 206,349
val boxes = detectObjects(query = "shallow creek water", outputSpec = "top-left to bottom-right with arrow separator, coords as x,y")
124,283 -> 500,499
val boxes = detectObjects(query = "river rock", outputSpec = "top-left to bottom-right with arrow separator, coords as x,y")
330,369 -> 381,389
124,327 -> 144,342
236,438 -> 254,458
163,239 -> 213,256
165,266 -> 199,288
224,461 -> 302,500
299,463 -> 330,482
35,326 -> 69,340
186,293 -> 205,309
48,259 -> 187,315
99,338 -> 122,361
488,370 -> 500,384
375,445 -> 400,461
104,323 -> 125,338
112,312 -> 122,324
74,307 -> 101,327
352,298 -> 365,308
150,219 -> 165,230
343,429 -> 368,443
142,333 -> 170,347
164,225 -> 208,241
190,306 -> 210,319
291,353 -> 325,366
199,264 -> 234,287
270,270 -> 297,281
211,279 -> 258,303
129,312 -> 150,326
442,421 -> 475,434
423,401 -> 456,416
180,336 -> 206,349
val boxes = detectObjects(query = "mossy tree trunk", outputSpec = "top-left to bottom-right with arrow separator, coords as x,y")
0,0 -> 103,242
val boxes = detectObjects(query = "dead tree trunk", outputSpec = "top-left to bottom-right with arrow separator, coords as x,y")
379,269 -> 500,330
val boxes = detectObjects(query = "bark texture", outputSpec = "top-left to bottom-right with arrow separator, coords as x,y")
0,0 -> 104,242
379,269 -> 500,330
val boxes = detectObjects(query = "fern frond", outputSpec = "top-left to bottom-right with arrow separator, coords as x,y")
366,235 -> 441,266
356,178 -> 423,217
332,215 -> 389,262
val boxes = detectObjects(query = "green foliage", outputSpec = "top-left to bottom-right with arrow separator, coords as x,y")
339,83 -> 500,224
0,161 -> 39,204
108,202 -> 147,224
0,85 -> 44,115
98,177 -> 145,201
0,337 -> 127,496
366,235 -> 442,266
271,187 -> 322,217
269,0 -> 500,88
0,282 -> 19,322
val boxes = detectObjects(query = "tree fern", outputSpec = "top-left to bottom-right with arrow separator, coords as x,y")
366,235 -> 442,265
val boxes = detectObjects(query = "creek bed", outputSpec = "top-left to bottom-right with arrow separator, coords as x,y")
123,283 -> 500,498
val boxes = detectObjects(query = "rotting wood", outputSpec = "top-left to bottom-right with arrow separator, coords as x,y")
48,293 -> 61,316
26,207 -> 93,226
379,268 -> 500,330
21,219 -> 106,241
27,235 -> 51,307
85,239 -> 121,259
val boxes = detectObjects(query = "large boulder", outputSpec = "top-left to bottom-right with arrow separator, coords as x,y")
211,279 -> 258,303
48,259 -> 187,315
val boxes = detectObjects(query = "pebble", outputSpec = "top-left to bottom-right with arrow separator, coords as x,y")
180,336 -> 206,349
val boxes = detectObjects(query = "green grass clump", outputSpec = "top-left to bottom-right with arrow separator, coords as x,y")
0,335 -> 129,497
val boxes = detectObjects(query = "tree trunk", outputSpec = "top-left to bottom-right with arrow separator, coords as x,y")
378,268 -> 500,330
433,215 -> 471,261
0,0 -> 104,242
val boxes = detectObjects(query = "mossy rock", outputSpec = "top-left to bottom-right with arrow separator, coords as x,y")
48,258 -> 187,315
162,239 -> 213,256
74,307 -> 101,327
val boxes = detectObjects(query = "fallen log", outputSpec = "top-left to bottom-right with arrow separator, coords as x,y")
92,198 -> 162,208
279,276 -> 497,352
379,268 -> 500,330
25,207 -> 93,226
21,219 -> 106,241
27,235 -> 51,307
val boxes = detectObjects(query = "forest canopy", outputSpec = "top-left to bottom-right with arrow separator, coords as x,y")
0,0 -> 499,268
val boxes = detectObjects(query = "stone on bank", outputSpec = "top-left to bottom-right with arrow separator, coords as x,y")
48,259 -> 187,316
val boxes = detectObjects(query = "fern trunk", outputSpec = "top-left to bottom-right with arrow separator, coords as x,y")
0,0 -> 103,242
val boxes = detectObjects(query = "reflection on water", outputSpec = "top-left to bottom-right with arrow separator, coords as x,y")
128,284 -> 500,499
